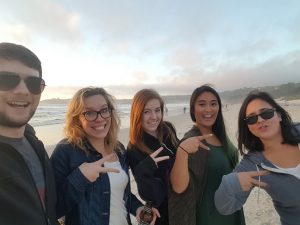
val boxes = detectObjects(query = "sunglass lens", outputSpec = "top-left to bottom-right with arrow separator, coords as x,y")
0,72 -> 20,91
245,115 -> 258,125
25,77 -> 45,94
260,109 -> 275,120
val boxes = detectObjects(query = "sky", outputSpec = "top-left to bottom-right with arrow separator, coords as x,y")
1,0 -> 300,100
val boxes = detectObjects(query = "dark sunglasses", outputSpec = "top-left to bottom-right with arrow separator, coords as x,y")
244,108 -> 276,125
0,72 -> 45,95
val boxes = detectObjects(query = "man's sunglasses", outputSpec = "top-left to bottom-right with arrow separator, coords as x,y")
0,72 -> 45,95
244,108 -> 276,125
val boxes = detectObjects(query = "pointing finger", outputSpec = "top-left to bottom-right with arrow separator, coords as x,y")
247,170 -> 269,177
150,147 -> 164,158
154,156 -> 170,163
197,134 -> 213,141
198,142 -> 210,151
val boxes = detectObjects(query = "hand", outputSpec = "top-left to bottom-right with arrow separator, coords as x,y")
136,206 -> 161,225
136,206 -> 143,223
150,147 -> 170,165
237,170 -> 268,192
79,153 -> 120,182
179,134 -> 212,154
149,207 -> 160,225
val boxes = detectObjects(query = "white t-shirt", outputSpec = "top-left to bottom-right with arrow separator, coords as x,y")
274,164 -> 300,179
261,144 -> 300,180
104,160 -> 128,225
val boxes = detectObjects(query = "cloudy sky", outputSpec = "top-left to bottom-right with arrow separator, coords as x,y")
1,0 -> 300,100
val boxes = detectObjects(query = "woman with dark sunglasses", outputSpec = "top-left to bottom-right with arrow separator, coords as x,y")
50,87 -> 159,225
215,91 -> 300,225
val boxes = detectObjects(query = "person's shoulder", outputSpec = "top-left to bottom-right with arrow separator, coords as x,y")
233,151 -> 262,172
53,139 -> 75,154
241,151 -> 263,164
25,124 -> 36,136
24,124 -> 45,148
182,125 -> 199,139
126,144 -> 143,156
126,143 -> 147,161
25,124 -> 41,143
163,121 -> 176,132
126,142 -> 140,153
56,138 -> 71,147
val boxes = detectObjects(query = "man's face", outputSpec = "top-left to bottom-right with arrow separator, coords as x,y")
0,59 -> 41,128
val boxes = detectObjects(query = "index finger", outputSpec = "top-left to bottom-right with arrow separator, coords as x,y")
197,134 -> 213,141
150,147 -> 164,158
154,156 -> 170,163
247,170 -> 269,177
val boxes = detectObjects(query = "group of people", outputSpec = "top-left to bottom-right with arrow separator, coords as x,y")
0,42 -> 299,225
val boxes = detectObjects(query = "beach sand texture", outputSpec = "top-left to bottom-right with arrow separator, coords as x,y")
42,101 -> 300,225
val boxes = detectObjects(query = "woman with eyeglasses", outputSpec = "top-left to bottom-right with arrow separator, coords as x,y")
215,91 -> 300,225
168,85 -> 245,225
127,89 -> 179,225
50,87 -> 159,225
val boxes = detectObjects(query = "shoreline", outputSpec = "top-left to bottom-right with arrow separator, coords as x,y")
37,101 -> 300,225
37,111 -> 195,156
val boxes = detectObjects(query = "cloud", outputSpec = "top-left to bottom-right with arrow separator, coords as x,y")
164,50 -> 300,92
42,48 -> 300,101
0,0 -> 82,44
0,23 -> 32,43
3,0 -> 298,100
165,46 -> 204,69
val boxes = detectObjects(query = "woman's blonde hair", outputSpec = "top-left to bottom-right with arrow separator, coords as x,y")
64,87 -> 120,152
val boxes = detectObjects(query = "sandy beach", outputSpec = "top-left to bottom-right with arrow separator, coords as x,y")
38,100 -> 300,225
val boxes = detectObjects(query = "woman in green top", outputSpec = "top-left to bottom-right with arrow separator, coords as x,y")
169,85 -> 245,225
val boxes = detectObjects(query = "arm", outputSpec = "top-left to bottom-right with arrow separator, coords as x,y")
129,192 -> 143,216
170,135 -> 210,193
214,172 -> 249,215
214,156 -> 267,215
170,147 -> 190,193
129,151 -> 168,207
50,143 -> 91,218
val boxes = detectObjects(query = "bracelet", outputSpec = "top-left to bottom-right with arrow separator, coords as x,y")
178,145 -> 189,154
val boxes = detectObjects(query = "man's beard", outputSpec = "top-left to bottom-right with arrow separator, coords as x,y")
0,110 -> 35,128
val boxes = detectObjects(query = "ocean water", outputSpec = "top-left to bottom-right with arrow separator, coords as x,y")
31,102 -> 189,129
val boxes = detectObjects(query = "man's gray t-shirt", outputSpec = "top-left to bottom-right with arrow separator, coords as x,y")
0,135 -> 46,207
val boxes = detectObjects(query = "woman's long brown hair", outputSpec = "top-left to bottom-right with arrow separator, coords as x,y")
129,89 -> 178,154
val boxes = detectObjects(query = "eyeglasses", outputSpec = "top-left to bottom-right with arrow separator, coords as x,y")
82,107 -> 112,122
244,108 -> 276,125
0,72 -> 45,95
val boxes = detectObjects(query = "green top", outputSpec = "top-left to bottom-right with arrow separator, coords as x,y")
168,126 -> 245,225
196,144 -> 244,225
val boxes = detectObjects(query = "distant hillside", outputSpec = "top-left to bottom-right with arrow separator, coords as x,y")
221,82 -> 300,103
162,82 -> 300,104
40,98 -> 70,105
41,82 -> 300,105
